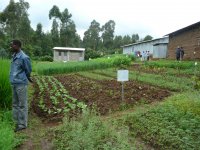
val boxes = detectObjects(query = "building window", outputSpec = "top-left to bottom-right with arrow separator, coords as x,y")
64,51 -> 67,56
59,51 -> 61,56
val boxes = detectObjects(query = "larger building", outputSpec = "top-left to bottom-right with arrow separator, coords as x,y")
122,37 -> 169,59
166,21 -> 200,59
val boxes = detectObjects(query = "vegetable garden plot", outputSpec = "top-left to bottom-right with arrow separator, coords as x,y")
32,76 -> 86,121
55,74 -> 171,115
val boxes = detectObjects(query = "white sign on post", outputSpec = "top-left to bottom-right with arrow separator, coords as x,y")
117,70 -> 129,82
117,70 -> 129,102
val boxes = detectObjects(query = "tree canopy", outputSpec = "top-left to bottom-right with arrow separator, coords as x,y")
0,0 -> 153,59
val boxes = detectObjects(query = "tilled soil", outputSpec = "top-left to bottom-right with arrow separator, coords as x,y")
32,77 -> 80,122
55,74 -> 171,115
32,78 -> 65,121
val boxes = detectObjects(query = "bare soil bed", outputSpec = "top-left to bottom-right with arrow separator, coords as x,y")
55,74 -> 171,115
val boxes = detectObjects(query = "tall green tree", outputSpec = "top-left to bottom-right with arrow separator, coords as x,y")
0,0 -> 32,57
83,20 -> 101,50
41,32 -> 53,56
17,13 -> 31,45
16,0 -> 31,45
132,34 -> 139,43
113,35 -> 123,49
101,20 -> 115,49
123,35 -> 132,45
143,35 -> 153,41
49,5 -> 61,20
34,23 -> 43,45
31,23 -> 44,56
51,19 -> 60,46
0,0 -> 18,38
49,6 -> 80,47
0,0 -> 31,40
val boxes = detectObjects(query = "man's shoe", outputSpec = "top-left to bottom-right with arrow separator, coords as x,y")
14,127 -> 26,132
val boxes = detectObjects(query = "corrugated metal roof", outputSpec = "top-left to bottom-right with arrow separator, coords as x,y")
122,37 -> 168,48
153,43 -> 168,46
53,47 -> 85,51
165,21 -> 200,36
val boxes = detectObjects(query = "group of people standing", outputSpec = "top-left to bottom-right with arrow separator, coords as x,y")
140,51 -> 150,61
176,46 -> 184,61
136,51 -> 150,61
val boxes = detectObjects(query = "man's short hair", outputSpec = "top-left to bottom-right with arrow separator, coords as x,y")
12,40 -> 22,48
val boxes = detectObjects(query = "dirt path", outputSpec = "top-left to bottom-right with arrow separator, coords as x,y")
15,112 -> 55,150
15,85 -> 57,150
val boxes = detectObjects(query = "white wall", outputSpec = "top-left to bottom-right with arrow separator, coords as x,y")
153,44 -> 168,58
123,37 -> 169,55
54,50 -> 84,61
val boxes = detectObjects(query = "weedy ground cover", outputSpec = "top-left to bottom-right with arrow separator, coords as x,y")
53,109 -> 133,150
125,92 -> 200,150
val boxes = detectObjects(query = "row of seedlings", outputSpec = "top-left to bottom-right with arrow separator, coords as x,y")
35,76 -> 87,116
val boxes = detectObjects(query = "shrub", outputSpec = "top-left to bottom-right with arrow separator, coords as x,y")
128,54 -> 136,61
54,109 -> 131,150
85,49 -> 101,60
40,55 -> 53,62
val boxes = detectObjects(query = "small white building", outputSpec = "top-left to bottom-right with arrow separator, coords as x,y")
53,47 -> 85,62
122,37 -> 169,58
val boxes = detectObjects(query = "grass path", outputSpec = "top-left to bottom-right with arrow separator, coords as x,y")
15,112 -> 55,150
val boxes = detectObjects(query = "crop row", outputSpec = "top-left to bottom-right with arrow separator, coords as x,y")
34,76 -> 87,115
144,60 -> 199,70
35,55 -> 132,75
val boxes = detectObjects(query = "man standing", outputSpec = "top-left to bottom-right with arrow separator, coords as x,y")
147,51 -> 150,61
180,47 -> 185,61
176,46 -> 181,61
10,40 -> 32,132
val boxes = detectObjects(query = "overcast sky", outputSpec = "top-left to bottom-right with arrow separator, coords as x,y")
1,0 -> 200,39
